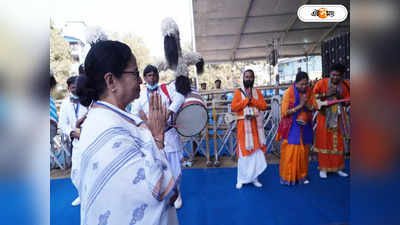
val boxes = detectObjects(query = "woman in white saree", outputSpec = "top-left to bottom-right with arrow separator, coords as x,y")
76,40 -> 179,225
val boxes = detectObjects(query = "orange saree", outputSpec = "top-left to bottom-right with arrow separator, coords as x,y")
277,85 -> 313,185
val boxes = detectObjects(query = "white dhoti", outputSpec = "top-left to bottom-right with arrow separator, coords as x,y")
163,128 -> 183,209
163,129 -> 183,184
70,141 -> 82,191
167,207 -> 179,224
165,151 -> 183,180
237,148 -> 267,184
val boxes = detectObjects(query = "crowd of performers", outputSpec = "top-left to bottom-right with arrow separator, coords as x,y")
50,19 -> 350,225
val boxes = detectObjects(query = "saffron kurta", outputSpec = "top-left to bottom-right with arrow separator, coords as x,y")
232,88 -> 268,184
312,78 -> 350,172
231,88 -> 268,157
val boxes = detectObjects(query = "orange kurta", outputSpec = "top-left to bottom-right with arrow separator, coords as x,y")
278,85 -> 313,185
231,88 -> 268,157
312,78 -> 350,172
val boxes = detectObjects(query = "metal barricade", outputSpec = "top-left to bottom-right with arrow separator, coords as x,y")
51,131 -> 72,170
265,95 -> 281,157
181,85 -> 290,167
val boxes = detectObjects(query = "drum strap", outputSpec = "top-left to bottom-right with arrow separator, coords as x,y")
160,83 -> 172,104
160,83 -> 174,132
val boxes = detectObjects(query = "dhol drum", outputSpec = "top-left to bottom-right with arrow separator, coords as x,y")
175,92 -> 208,137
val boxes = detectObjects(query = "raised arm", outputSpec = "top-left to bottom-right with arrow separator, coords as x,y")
167,84 -> 185,113
166,83 -> 185,119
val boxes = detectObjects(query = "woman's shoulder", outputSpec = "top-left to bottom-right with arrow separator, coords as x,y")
85,108 -> 125,130
282,86 -> 295,102
283,85 -> 294,95
81,109 -> 139,146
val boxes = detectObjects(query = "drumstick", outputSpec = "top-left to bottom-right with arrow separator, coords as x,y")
316,98 -> 350,110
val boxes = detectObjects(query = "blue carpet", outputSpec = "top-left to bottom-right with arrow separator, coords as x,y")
51,162 -> 349,225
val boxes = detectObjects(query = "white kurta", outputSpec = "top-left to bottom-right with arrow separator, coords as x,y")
78,101 -> 179,225
237,144 -> 267,184
131,83 -> 184,180
58,97 -> 88,189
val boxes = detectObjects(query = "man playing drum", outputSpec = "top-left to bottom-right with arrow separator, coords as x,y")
131,65 -> 186,209
232,69 -> 268,189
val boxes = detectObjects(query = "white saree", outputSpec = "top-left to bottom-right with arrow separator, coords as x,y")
78,101 -> 179,225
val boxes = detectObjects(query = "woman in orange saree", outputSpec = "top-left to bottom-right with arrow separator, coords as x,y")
277,72 -> 314,185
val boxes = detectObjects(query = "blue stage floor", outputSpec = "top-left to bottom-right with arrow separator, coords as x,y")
51,162 -> 349,225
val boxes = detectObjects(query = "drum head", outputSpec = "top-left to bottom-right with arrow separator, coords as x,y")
175,104 -> 208,137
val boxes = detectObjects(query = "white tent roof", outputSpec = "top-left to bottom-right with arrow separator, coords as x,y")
192,0 -> 350,63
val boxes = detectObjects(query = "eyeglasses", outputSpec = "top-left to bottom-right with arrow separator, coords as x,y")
123,69 -> 140,77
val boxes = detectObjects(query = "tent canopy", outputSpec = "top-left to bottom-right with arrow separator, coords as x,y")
192,0 -> 350,63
